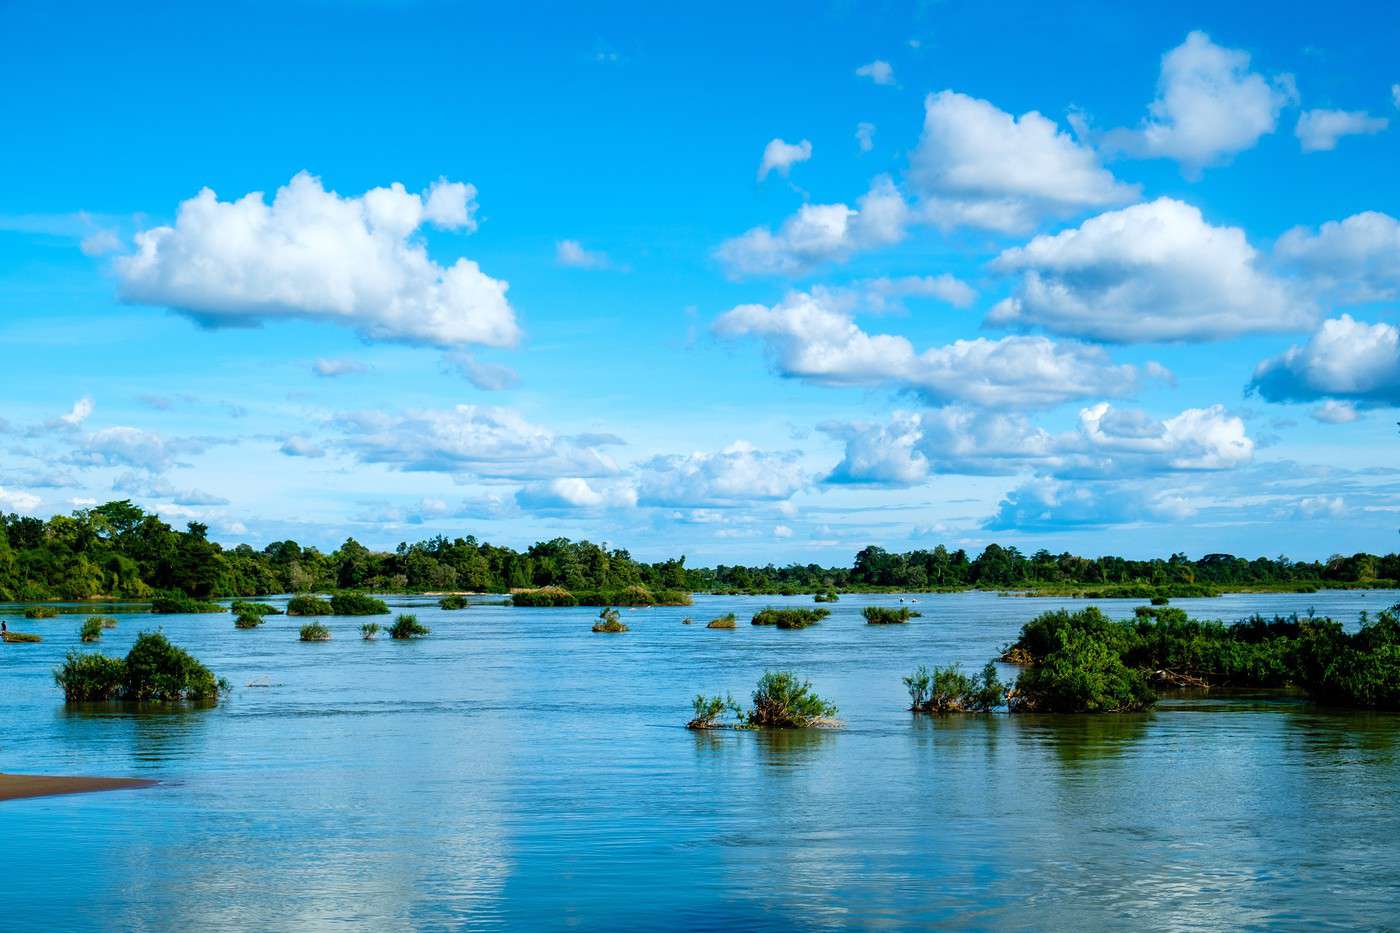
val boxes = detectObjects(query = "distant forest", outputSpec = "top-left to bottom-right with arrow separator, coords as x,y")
1,500 -> 1396,601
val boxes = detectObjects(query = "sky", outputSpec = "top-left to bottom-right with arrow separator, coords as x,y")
1,0 -> 1398,565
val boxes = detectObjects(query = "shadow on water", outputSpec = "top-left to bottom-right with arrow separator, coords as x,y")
58,700 -> 216,764
1018,712 -> 1154,767
752,727 -> 835,766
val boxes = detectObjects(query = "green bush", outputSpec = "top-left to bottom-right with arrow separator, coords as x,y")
1150,595 -> 1170,606
1013,627 -> 1155,712
1294,607 -> 1400,709
329,593 -> 389,615
706,613 -> 737,629
3,630 -> 42,643
814,592 -> 840,603
54,631 -> 225,702
438,595 -> 470,610
745,671 -> 838,728
151,593 -> 224,614
687,693 -> 741,729
287,595 -> 332,616
54,651 -> 127,700
751,607 -> 829,629
299,622 -> 331,641
904,663 -> 1005,713
863,606 -> 921,624
234,610 -> 263,629
592,607 -> 628,633
96,616 -> 118,629
231,600 -> 282,616
512,586 -> 578,607
80,618 -> 104,642
24,605 -> 58,619
389,613 -> 429,639
361,622 -> 381,640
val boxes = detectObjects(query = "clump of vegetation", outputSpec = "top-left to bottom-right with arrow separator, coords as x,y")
230,600 -> 282,616
751,607 -> 829,629
389,613 -> 429,639
592,607 -> 629,633
80,618 -> 104,642
814,591 -> 840,603
576,586 -> 693,606
3,629 -> 42,643
361,622 -> 381,640
512,586 -> 578,607
687,693 -> 741,729
1150,595 -> 1170,606
438,595 -> 470,610
904,663 -> 1005,713
54,631 -> 226,702
151,592 -> 224,614
233,610 -> 263,629
1293,607 -> 1400,709
24,605 -> 58,619
330,592 -> 389,615
863,606 -> 921,624
299,622 -> 331,642
744,671 -> 839,728
681,617 -> 693,625
286,595 -> 332,616
706,613 -> 737,629
96,616 -> 118,629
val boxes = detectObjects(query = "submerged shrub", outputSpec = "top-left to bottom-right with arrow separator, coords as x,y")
3,630 -> 42,643
905,663 -> 1005,713
54,651 -> 127,700
814,591 -> 840,603
687,693 -> 741,729
299,622 -> 331,642
438,595 -> 470,610
863,606 -> 921,625
151,593 -> 224,614
55,631 -> 225,703
361,622 -> 381,640
706,613 -> 737,629
231,600 -> 282,616
751,608 -> 829,629
1150,595 -> 1170,606
330,593 -> 389,615
592,607 -> 629,633
80,618 -> 104,643
389,613 -> 429,640
24,605 -> 58,619
512,586 -> 578,607
745,671 -> 838,728
286,595 -> 332,616
1012,628 -> 1155,713
97,616 -> 119,629
234,610 -> 263,629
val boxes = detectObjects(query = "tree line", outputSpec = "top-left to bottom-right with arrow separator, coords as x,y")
1,501 -> 1394,601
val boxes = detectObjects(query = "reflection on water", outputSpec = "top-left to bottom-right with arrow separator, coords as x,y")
3,590 -> 1399,930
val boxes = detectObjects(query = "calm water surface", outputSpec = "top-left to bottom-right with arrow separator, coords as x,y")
3,590 -> 1399,930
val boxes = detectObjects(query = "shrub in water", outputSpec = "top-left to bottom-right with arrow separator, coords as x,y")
751,608 -> 829,629
512,586 -> 578,607
706,613 -> 737,629
80,618 -> 104,643
24,606 -> 58,619
687,693 -> 741,729
55,631 -> 225,702
299,622 -> 331,642
389,614 -> 429,640
904,663 -> 1005,713
54,651 -> 127,700
863,606 -> 921,625
330,593 -> 389,615
234,610 -> 263,629
439,595 -> 470,610
814,592 -> 840,603
1012,627 -> 1155,712
231,600 -> 282,616
1150,595 -> 1170,606
361,622 -> 381,640
287,595 -> 332,616
97,616 -> 119,629
592,607 -> 629,633
745,671 -> 838,728
151,593 -> 224,614
3,630 -> 42,643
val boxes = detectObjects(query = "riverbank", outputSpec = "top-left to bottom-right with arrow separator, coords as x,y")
0,774 -> 156,802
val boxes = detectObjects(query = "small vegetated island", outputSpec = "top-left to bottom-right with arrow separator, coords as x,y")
689,671 -> 839,730
864,606 -> 921,624
592,608 -> 628,633
55,631 -> 227,703
751,608 -> 828,629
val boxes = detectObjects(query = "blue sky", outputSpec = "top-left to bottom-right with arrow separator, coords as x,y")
2,0 -> 1398,563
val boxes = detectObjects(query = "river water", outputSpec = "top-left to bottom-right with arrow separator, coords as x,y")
2,590 -> 1398,930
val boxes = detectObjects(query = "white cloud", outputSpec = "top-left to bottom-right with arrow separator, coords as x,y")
443,352 -> 520,390
853,274 -> 977,311
855,122 -> 876,152
80,229 -> 122,256
986,477 -> 1196,530
280,435 -> 326,458
112,472 -> 230,506
1104,31 -> 1295,175
989,198 -> 1313,342
1250,314 -> 1400,406
757,138 -> 813,181
71,426 -> 185,472
336,404 -> 620,480
1274,211 -> 1400,302
638,441 -> 807,507
1296,495 -> 1345,519
855,60 -> 895,86
516,477 -> 638,511
714,290 -> 1140,408
116,171 -> 518,348
773,524 -> 793,538
1311,400 -> 1359,424
0,486 -> 41,512
1295,109 -> 1389,152
556,239 -> 613,269
911,90 -> 1138,233
313,357 -> 369,378
714,175 -> 909,277
57,396 -> 94,428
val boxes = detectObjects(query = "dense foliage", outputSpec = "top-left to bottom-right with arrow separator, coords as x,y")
904,663 -> 1006,713
592,607 -> 628,633
54,631 -> 226,703
3,501 -> 1394,602
438,595 -> 470,610
751,607 -> 829,629
389,613 -> 429,639
330,593 -> 389,615
863,606 -> 921,624
299,622 -> 331,642
745,671 -> 838,728
286,595 -> 332,616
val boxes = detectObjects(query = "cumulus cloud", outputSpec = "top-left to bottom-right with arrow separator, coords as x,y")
988,198 -> 1313,342
716,290 -> 1138,408
1311,400 -> 1359,424
638,441 -> 807,507
985,477 -> 1196,531
714,175 -> 909,277
1103,31 -> 1296,175
516,477 -> 638,512
1250,315 -> 1400,406
335,404 -> 620,480
53,396 -> 94,429
1295,495 -> 1345,519
280,435 -> 326,458
853,274 -> 977,311
910,90 -> 1137,233
313,357 -> 369,378
757,138 -> 813,181
69,426 -> 197,472
0,486 -> 41,512
556,239 -> 613,269
116,172 -> 518,348
1295,109 -> 1389,152
112,472 -> 230,506
855,122 -> 876,152
855,60 -> 895,86
1274,211 -> 1400,302
443,352 -> 520,390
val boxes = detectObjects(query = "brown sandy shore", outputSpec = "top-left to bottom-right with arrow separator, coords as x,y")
0,773 -> 156,802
